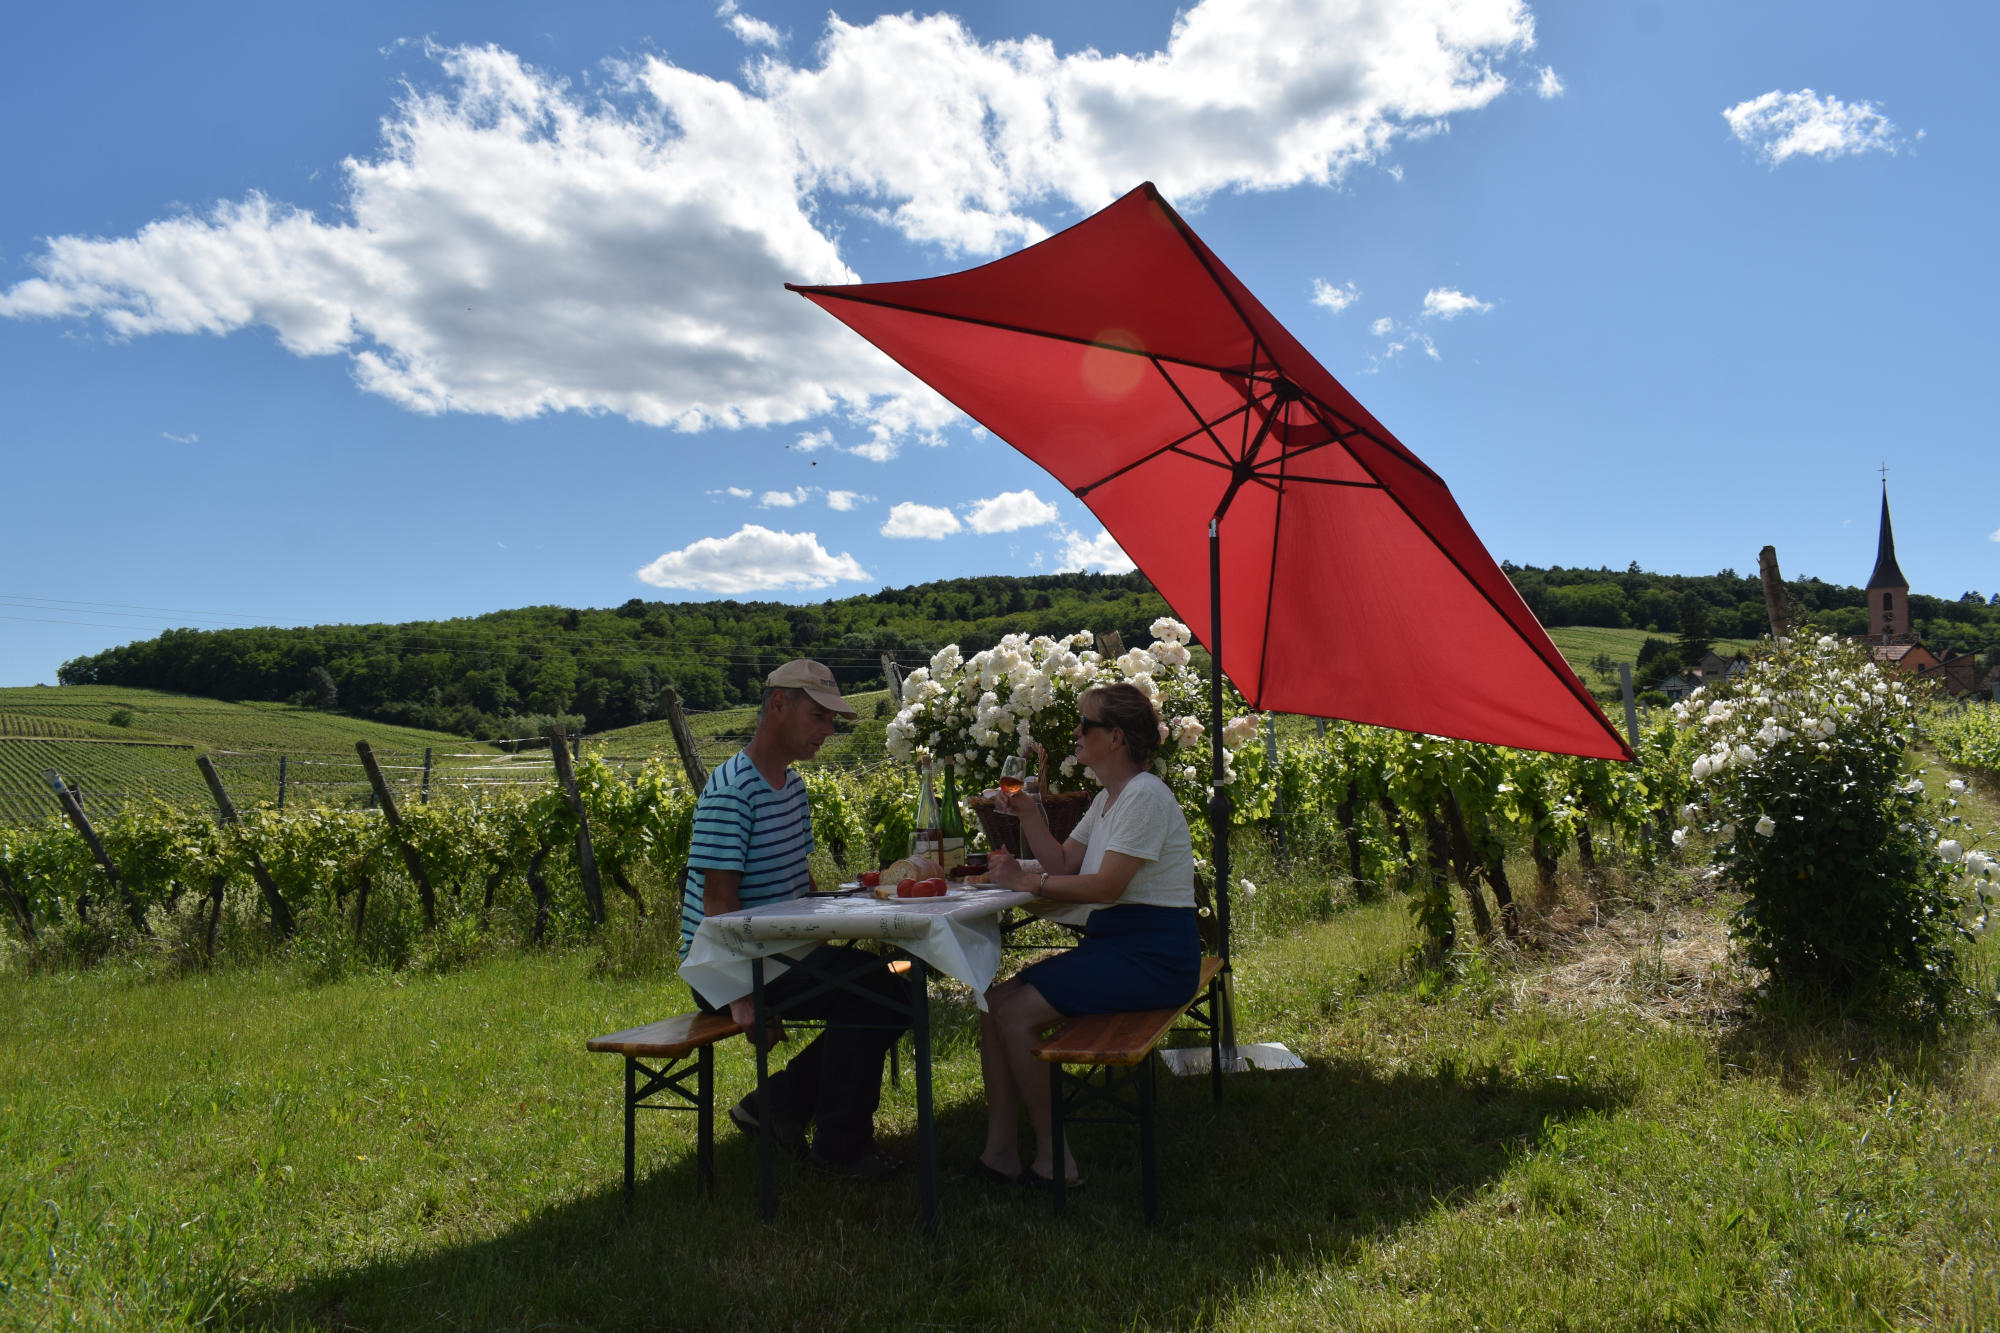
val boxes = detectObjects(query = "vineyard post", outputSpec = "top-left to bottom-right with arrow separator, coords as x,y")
195,755 -> 296,937
1095,630 -> 1124,659
1315,717 -> 1325,741
880,652 -> 903,705
420,748 -> 433,805
353,741 -> 438,929
0,862 -> 36,941
277,755 -> 287,811
547,724 -> 608,925
1619,662 -> 1639,753
662,686 -> 708,790
42,767 -> 147,932
1758,545 -> 1790,640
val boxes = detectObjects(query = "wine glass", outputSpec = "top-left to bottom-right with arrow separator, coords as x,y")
998,754 -> 1027,797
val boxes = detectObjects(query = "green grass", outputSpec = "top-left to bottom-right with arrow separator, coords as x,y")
4,865 -> 1998,1331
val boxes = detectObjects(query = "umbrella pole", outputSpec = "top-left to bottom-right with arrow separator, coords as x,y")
1207,516 -> 1239,1063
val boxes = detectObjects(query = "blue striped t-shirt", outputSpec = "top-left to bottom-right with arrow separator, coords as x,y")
679,749 -> 814,959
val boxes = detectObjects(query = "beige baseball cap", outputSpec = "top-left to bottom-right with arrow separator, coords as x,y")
765,658 -> 856,716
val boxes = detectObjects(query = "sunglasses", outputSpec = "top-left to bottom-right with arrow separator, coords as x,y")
1078,716 -> 1119,734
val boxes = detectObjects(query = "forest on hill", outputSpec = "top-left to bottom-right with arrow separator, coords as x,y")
55,565 -> 2000,739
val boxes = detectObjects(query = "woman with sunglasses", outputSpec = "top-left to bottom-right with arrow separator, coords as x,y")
973,681 -> 1200,1188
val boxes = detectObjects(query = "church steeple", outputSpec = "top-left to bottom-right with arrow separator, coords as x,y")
1866,482 -> 1909,640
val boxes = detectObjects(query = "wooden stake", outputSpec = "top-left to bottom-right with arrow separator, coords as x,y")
1758,545 -> 1790,640
43,766 -> 147,932
548,724 -> 607,925
195,755 -> 296,936
661,686 -> 708,790
354,742 -> 437,929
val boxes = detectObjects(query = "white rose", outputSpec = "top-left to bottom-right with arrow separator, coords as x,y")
1692,756 -> 1713,781
1938,839 -> 1964,863
1963,850 -> 1992,876
1681,804 -> 1700,824
1948,779 -> 1967,794
1672,828 -> 1688,847
1718,823 -> 1735,842
1755,815 -> 1777,837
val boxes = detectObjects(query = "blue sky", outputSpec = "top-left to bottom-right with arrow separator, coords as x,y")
4,0 -> 1995,685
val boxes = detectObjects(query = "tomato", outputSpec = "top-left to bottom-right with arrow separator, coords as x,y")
898,878 -> 948,898
858,871 -> 881,888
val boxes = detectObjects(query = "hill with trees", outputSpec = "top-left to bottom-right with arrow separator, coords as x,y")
54,565 -> 2000,738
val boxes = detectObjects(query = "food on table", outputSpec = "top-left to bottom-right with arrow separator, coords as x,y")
897,878 -> 948,898
858,870 -> 881,888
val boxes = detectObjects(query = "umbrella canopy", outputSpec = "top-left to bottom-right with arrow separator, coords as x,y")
791,183 -> 1629,763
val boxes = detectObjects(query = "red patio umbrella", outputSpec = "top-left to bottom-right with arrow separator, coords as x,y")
789,183 -> 1629,1010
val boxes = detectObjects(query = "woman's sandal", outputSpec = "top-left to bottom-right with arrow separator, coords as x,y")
967,1158 -> 1021,1186
1020,1168 -> 1085,1192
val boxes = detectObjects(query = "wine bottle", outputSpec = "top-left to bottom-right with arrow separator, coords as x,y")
911,758 -> 941,862
938,759 -> 967,871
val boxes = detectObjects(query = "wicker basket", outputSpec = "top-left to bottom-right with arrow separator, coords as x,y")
969,790 -> 1094,856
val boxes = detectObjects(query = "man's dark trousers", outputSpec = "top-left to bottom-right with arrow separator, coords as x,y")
695,943 -> 911,1164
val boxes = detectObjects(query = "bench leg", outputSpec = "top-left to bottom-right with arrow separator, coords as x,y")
753,957 -> 777,1222
697,1043 -> 715,1196
1209,974 -> 1225,1106
623,1056 -> 637,1208
910,958 -> 938,1238
1049,1062 -> 1068,1216
1140,1054 -> 1158,1225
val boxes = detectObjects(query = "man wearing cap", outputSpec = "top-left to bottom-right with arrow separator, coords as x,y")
679,659 -> 911,1178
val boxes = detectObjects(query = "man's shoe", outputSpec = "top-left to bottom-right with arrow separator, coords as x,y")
808,1147 -> 907,1180
727,1094 -> 809,1159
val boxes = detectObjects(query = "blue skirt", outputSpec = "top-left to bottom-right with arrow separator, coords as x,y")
1018,904 -> 1201,1017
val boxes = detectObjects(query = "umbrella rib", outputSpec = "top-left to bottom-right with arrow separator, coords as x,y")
1072,369 -> 1251,498
1154,357 -> 1250,466
784,285 -> 1256,382
1294,395 -> 1446,488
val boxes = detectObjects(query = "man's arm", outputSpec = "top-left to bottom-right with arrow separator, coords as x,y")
698,867 -> 786,1046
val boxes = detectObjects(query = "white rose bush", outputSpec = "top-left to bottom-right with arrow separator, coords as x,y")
884,619 -> 1267,858
1674,633 -> 1991,1017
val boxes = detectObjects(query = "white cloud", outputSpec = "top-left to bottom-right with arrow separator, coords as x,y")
161,430 -> 198,444
826,489 -> 872,511
1723,89 -> 1901,166
881,501 -> 962,539
1366,318 -> 1437,367
760,487 -> 809,507
1422,287 -> 1493,319
794,429 -> 834,452
636,523 -> 868,593
716,1 -> 782,48
1310,279 -> 1359,314
1,3 -> 1542,436
1989,526 -> 2000,543
1535,65 -> 1563,99
965,488 -> 1060,533
707,485 -> 754,499
1055,525 -> 1135,574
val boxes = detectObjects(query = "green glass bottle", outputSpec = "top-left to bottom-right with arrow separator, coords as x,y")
938,759 -> 967,870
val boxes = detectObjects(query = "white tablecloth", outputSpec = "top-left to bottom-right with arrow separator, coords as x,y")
680,888 -> 1033,1010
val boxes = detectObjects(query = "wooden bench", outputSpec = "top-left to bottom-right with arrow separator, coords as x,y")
587,960 -> 915,1204
587,1012 -> 741,1204
1031,956 -> 1226,1223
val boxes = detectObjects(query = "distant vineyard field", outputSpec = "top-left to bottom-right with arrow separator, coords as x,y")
0,686 -> 509,826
